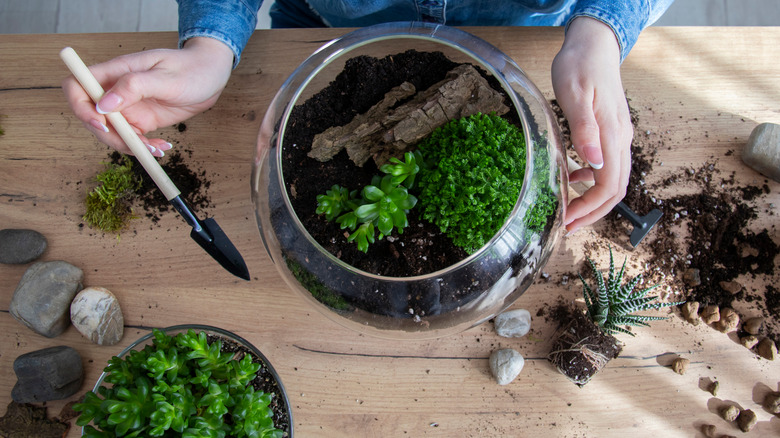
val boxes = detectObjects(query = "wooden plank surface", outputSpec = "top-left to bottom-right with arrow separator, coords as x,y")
1,27 -> 779,437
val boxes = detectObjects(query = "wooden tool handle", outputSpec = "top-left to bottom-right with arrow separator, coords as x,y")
59,47 -> 180,201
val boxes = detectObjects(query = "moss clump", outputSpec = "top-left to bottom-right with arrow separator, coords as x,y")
284,256 -> 351,311
415,113 -> 556,253
83,159 -> 141,232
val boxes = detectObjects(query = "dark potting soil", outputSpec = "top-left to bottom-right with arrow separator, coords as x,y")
108,150 -> 212,225
280,50 -> 521,277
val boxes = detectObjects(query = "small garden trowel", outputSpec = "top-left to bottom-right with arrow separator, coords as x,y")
60,47 -> 250,280
567,156 -> 662,247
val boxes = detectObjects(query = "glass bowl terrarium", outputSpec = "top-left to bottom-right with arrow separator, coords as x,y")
252,22 -> 567,339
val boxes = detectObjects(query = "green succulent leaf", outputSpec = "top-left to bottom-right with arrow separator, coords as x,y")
582,245 -> 685,336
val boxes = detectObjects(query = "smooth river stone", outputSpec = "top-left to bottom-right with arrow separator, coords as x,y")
489,348 -> 525,385
70,286 -> 124,346
12,346 -> 83,403
0,229 -> 47,264
10,261 -> 83,338
743,122 -> 780,182
494,309 -> 531,338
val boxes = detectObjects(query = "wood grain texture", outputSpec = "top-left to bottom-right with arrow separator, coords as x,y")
1,28 -> 779,437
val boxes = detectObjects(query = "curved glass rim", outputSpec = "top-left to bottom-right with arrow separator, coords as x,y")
270,22 -> 543,282
84,324 -> 293,437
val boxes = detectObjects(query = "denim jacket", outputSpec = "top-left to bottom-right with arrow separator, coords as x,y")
177,0 -> 674,67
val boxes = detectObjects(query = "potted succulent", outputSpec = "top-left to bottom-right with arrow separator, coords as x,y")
253,22 -> 567,339
73,325 -> 291,437
548,247 -> 684,386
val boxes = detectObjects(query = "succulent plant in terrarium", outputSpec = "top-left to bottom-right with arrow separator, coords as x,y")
548,246 -> 684,386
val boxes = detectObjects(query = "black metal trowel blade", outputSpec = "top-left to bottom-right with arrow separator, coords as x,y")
190,218 -> 251,280
171,196 -> 250,281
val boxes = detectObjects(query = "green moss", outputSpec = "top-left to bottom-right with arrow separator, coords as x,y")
83,158 -> 141,232
284,256 -> 351,311
416,113 -> 556,253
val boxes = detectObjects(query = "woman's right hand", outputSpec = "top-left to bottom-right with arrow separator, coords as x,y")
62,37 -> 234,156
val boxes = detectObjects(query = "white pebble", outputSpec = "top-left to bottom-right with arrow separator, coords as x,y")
489,349 -> 525,385
70,286 -> 124,346
494,309 -> 531,338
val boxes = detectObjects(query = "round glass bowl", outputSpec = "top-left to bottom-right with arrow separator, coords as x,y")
253,22 -> 567,339
83,324 -> 293,437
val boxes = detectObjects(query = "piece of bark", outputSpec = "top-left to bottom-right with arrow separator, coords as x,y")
309,64 -> 509,167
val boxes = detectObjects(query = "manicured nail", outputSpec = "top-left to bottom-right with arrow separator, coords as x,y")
583,145 -> 603,170
89,119 -> 109,133
96,92 -> 122,114
146,144 -> 157,155
159,142 -> 173,151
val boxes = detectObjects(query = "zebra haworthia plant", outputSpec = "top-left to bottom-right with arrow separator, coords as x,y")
581,246 -> 685,336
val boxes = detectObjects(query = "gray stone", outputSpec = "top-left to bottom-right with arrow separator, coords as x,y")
494,309 -> 531,338
71,286 -> 124,345
743,122 -> 780,182
0,229 -> 47,264
10,261 -> 83,338
489,348 -> 525,385
12,346 -> 83,403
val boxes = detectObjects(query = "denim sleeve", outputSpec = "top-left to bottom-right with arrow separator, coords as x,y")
177,0 -> 263,68
568,0 -> 675,62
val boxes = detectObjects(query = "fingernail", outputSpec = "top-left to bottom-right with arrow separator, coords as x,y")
159,142 -> 173,151
89,119 -> 109,133
96,92 -> 122,114
146,144 -> 157,154
565,227 -> 578,237
584,145 -> 603,170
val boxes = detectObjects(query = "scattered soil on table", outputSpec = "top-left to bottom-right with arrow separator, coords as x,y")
0,401 -> 69,438
551,98 -> 780,347
107,149 -> 213,225
281,50 -> 525,277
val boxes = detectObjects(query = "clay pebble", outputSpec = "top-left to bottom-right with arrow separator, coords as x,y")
489,349 -> 525,385
671,357 -> 689,375
494,309 -> 531,338
719,405 -> 740,422
708,380 -> 719,396
756,337 -> 777,360
743,316 -> 764,335
715,308 -> 739,333
70,286 -> 124,346
0,229 -> 47,264
740,335 -> 759,349
10,261 -> 83,338
681,301 -> 700,325
700,305 -> 720,325
742,122 -> 780,182
736,409 -> 757,432
763,391 -> 780,414
12,346 -> 83,403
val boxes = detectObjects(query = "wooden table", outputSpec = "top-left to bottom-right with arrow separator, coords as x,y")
1,27 -> 779,437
